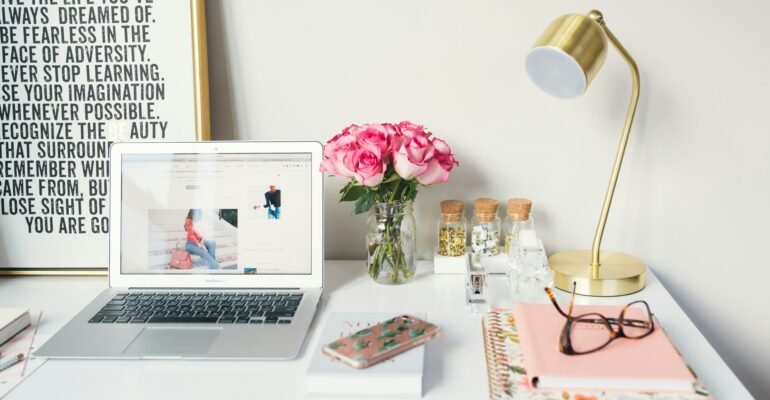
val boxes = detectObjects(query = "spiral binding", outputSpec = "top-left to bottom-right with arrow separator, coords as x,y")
482,311 -> 511,400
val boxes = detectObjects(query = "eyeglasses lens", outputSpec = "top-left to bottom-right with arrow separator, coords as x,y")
570,313 -> 612,353
623,302 -> 653,338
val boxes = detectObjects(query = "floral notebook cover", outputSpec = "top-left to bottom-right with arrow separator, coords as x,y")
481,310 -> 711,400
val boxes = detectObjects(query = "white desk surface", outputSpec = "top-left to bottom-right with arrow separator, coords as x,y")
0,261 -> 751,400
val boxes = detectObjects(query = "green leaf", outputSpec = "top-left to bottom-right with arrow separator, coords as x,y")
377,339 -> 399,352
376,330 -> 398,340
404,181 -> 419,202
508,365 -> 527,375
408,328 -> 425,338
340,184 -> 367,202
396,320 -> 415,332
352,328 -> 374,338
381,174 -> 401,184
339,182 -> 351,194
353,340 -> 371,352
353,191 -> 376,215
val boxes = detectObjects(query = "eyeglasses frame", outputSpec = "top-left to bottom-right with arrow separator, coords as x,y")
544,282 -> 655,355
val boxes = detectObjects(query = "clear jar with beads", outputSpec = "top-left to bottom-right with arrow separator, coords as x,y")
470,198 -> 500,267
437,200 -> 466,257
504,198 -> 534,261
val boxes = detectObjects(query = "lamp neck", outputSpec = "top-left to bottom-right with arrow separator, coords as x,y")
589,16 -> 641,272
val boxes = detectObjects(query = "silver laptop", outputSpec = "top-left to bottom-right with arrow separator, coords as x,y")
36,141 -> 324,360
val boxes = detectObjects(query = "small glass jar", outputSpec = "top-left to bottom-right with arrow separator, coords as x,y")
470,198 -> 500,266
513,246 -> 552,302
504,198 -> 534,259
437,200 -> 466,257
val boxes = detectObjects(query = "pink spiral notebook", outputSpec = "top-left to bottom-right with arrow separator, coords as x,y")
514,303 -> 698,393
481,309 -> 710,400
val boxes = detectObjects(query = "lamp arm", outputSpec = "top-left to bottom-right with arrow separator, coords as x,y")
589,18 -> 641,271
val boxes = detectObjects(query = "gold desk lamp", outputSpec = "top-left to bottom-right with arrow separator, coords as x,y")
525,10 -> 645,296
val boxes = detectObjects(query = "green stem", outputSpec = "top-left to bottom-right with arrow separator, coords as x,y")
383,223 -> 395,282
367,201 -> 414,284
389,179 -> 402,203
368,243 -> 381,279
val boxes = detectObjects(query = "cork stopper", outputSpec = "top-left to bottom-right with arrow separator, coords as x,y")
474,198 -> 498,222
440,200 -> 464,222
507,198 -> 532,221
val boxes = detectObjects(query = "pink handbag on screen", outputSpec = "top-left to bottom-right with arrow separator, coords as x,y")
169,242 -> 192,269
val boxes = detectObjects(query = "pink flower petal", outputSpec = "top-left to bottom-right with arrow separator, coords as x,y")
359,169 -> 385,186
394,150 -> 428,179
432,138 -> 451,155
416,159 -> 450,185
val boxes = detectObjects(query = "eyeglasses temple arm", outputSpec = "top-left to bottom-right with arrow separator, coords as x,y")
567,281 -> 576,316
544,287 -> 570,318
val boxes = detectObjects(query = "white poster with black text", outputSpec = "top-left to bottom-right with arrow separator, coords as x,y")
0,0 -> 204,269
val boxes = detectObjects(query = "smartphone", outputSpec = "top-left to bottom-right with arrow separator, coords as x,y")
322,314 -> 440,369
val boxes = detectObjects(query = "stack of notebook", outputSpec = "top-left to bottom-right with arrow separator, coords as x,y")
306,312 -> 426,398
481,305 -> 711,400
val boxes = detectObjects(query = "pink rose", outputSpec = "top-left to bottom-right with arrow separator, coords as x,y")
397,121 -> 431,139
323,124 -> 359,159
393,133 -> 435,179
343,144 -> 386,187
416,138 -> 458,185
320,129 -> 360,178
390,120 -> 432,158
431,137 -> 452,158
383,123 -> 399,136
327,123 -> 358,144
322,121 -> 457,188
353,124 -> 391,155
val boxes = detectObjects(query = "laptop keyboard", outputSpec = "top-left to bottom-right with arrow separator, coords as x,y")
88,292 -> 302,325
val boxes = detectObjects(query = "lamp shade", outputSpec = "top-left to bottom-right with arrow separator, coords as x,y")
525,13 -> 608,99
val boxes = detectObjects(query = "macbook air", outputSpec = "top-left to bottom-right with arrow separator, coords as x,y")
36,141 -> 324,359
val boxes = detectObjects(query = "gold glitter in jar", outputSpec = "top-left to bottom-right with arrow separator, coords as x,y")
438,225 -> 466,256
504,232 -> 519,254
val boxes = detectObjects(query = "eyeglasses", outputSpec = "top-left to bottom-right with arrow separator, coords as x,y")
544,282 -> 655,355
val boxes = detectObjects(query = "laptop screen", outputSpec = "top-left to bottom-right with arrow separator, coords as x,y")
119,152 -> 312,275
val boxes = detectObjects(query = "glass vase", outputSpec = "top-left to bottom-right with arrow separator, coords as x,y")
366,202 -> 416,285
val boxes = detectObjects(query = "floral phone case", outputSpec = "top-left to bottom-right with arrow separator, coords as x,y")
321,314 -> 440,369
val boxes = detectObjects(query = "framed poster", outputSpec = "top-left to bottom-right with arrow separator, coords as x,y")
0,0 -> 210,275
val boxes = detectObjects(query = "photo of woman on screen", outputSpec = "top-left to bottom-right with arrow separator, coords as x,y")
184,209 -> 220,269
253,184 -> 281,219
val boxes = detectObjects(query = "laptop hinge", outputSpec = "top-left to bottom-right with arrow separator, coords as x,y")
127,287 -> 302,291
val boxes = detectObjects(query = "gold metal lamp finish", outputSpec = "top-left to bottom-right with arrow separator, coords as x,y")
529,10 -> 646,296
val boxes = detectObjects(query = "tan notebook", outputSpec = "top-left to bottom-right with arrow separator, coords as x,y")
481,309 -> 711,400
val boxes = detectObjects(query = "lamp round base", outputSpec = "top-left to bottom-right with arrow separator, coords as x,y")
548,250 -> 646,297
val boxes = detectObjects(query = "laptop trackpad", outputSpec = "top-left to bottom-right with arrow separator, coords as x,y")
123,327 -> 221,356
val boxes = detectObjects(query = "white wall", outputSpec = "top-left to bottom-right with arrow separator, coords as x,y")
206,0 -> 770,397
